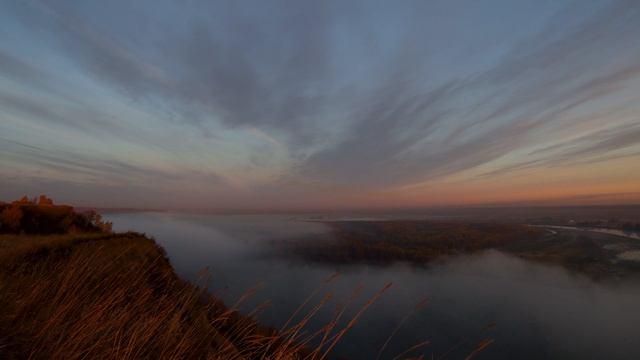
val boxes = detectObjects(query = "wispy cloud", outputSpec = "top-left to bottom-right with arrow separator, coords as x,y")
1,0 -> 639,207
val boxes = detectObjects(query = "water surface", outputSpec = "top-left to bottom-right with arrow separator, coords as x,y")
107,212 -> 640,360
534,225 -> 640,240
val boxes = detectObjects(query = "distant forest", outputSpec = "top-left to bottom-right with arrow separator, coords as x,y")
290,221 -> 542,265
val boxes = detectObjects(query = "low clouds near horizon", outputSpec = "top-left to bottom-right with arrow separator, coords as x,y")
1,0 -> 640,209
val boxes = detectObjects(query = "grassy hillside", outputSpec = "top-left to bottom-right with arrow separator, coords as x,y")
0,232 -> 311,359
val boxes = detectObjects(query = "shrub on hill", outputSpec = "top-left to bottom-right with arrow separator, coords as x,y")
0,196 -> 112,235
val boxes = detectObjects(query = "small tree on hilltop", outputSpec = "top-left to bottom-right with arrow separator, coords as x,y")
84,210 -> 113,233
38,195 -> 54,206
16,196 -> 33,205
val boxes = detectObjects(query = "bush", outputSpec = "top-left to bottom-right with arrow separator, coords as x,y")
0,204 -> 23,233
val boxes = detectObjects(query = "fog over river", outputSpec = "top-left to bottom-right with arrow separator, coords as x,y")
107,212 -> 640,360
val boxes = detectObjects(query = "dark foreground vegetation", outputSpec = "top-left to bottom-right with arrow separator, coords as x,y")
286,220 -> 640,279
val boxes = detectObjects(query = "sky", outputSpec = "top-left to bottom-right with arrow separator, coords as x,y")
1,0 -> 639,211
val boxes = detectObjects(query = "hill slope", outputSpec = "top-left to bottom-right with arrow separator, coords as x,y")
0,232 -> 303,359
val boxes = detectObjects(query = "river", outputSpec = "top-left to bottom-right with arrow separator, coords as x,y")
532,225 -> 640,240
106,212 -> 640,360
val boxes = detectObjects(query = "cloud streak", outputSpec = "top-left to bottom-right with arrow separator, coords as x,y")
1,0 -> 639,208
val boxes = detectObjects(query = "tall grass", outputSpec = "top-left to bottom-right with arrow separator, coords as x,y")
0,232 -> 400,360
